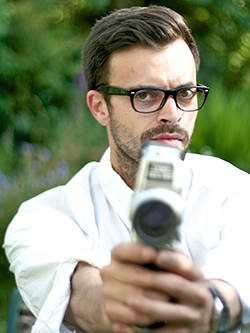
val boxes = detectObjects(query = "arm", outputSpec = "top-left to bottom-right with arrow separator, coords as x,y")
64,262 -> 113,333
100,242 -> 242,333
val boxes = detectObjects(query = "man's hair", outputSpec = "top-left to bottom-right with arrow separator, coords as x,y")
82,6 -> 200,90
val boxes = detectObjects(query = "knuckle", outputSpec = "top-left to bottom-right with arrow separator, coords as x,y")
105,302 -> 115,317
100,264 -> 110,279
130,311 -> 142,323
102,283 -> 111,297
173,278 -> 188,295
195,284 -> 210,305
190,311 -> 202,324
179,307 -> 199,324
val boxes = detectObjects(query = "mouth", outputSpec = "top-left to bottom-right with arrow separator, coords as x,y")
151,133 -> 183,146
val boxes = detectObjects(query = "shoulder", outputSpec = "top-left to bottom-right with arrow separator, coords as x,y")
185,153 -> 250,191
66,160 -> 99,191
17,160 -> 100,216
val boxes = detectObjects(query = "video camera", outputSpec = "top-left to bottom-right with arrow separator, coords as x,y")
130,141 -> 187,250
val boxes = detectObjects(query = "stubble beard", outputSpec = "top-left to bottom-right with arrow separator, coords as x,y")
108,106 -> 193,187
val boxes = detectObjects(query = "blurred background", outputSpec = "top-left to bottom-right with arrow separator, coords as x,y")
0,0 -> 250,330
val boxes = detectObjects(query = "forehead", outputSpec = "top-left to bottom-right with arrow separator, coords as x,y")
108,39 -> 197,88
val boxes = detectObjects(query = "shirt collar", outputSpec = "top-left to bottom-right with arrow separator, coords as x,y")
97,148 -> 193,232
98,148 -> 134,231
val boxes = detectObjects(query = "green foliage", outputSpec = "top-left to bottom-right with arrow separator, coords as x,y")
190,80 -> 250,173
0,0 -> 84,146
187,0 -> 250,89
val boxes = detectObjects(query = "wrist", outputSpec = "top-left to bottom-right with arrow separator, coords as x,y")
208,283 -> 230,333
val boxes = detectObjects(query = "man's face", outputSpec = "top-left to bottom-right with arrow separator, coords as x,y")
93,39 -> 198,185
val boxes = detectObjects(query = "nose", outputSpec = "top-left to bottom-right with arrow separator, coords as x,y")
156,96 -> 184,124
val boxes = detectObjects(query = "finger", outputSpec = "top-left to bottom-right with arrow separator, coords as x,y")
111,242 -> 158,264
113,323 -> 189,333
105,297 -> 156,327
156,250 -> 204,281
102,259 -> 205,307
101,257 -> 169,289
113,322 -> 136,333
103,279 -> 170,303
137,272 -> 210,307
101,259 -> 155,285
128,295 -> 199,324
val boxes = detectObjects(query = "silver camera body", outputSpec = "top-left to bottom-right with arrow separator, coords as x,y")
130,141 -> 187,249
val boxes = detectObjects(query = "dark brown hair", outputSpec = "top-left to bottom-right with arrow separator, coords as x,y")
82,6 -> 200,90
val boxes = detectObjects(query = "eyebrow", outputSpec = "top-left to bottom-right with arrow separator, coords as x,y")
175,81 -> 197,88
127,82 -> 198,90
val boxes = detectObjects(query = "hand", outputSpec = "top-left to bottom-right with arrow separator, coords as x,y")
65,262 -> 114,333
100,242 -> 214,333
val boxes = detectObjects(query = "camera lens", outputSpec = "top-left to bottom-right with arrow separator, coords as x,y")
135,200 -> 176,238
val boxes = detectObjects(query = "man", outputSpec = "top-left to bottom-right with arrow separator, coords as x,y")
4,6 -> 250,333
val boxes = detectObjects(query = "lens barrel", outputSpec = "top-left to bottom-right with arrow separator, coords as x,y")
130,188 -> 184,249
135,200 -> 176,238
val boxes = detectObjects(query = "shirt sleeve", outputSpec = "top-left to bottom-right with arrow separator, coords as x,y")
201,192 -> 250,327
4,188 -> 111,333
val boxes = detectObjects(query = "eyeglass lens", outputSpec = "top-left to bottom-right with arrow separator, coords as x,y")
133,88 -> 205,112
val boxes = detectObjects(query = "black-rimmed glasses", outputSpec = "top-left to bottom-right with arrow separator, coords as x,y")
97,84 -> 209,113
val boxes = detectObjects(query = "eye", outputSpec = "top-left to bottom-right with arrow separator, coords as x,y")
135,89 -> 163,102
178,88 -> 195,99
133,89 -> 163,112
136,90 -> 154,100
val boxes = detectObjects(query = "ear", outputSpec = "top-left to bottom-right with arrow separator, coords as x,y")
87,90 -> 110,126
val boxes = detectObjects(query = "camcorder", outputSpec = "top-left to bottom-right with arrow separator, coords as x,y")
130,140 -> 187,250
129,141 -> 188,332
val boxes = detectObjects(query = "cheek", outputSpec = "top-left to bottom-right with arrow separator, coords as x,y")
111,98 -> 163,138
185,112 -> 197,133
113,104 -> 144,133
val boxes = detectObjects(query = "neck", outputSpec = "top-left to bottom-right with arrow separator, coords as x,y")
111,147 -> 138,189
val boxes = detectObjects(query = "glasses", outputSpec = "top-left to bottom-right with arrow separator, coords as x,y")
97,84 -> 209,113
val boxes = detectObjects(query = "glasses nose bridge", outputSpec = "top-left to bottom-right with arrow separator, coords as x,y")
162,89 -> 177,109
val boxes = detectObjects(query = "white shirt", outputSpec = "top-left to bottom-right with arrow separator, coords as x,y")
4,148 -> 250,333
